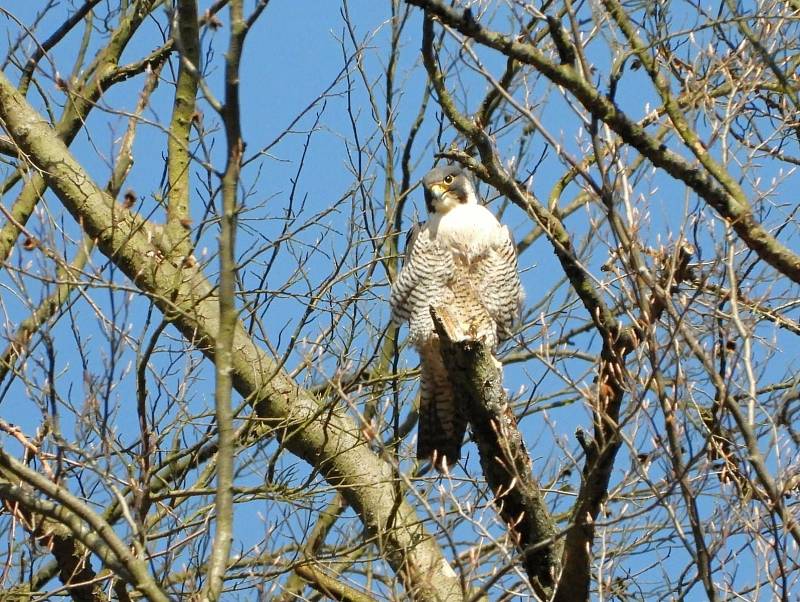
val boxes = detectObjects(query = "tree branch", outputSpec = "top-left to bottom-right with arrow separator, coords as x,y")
431,306 -> 557,598
0,70 -> 463,602
0,451 -> 169,602
165,0 -> 201,260
201,0 -> 242,598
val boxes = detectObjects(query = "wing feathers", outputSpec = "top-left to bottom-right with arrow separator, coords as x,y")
472,226 -> 523,340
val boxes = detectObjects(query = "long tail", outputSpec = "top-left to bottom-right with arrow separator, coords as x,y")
417,338 -> 467,470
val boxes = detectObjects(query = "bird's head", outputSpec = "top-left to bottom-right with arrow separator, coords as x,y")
422,165 -> 478,215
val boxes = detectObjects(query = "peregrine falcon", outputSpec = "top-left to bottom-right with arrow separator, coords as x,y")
390,165 -> 523,469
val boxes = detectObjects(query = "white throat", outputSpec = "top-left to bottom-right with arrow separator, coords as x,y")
428,202 -> 504,261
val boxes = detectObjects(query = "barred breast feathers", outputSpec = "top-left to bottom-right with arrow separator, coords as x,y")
390,215 -> 523,348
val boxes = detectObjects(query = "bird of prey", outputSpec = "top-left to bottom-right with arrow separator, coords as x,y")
390,165 -> 523,469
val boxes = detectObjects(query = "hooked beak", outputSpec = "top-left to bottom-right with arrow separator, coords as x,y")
424,183 -> 445,212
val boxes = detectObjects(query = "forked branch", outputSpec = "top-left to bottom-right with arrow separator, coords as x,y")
430,306 -> 557,598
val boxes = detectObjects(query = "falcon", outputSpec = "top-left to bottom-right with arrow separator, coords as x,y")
390,165 -> 523,469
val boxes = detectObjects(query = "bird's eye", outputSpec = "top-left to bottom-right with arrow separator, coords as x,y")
444,175 -> 454,184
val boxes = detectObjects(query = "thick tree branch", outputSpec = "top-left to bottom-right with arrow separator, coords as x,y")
165,0 -> 201,260
431,307 -> 557,597
0,71 -> 463,602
